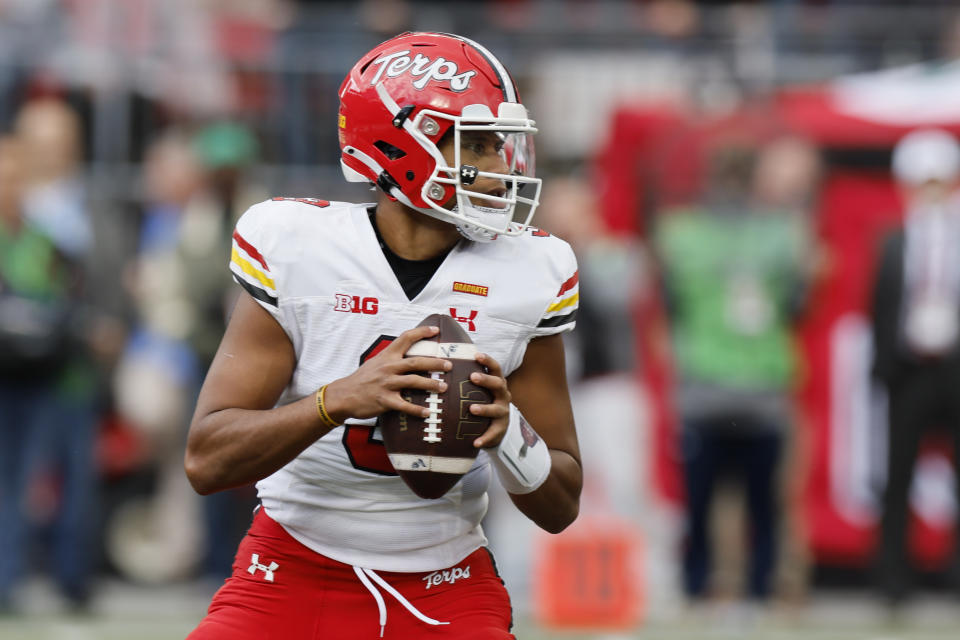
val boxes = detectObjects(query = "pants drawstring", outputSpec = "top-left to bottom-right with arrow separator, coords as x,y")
352,566 -> 450,637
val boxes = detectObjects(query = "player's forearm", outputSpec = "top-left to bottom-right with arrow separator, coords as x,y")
184,394 -> 331,495
508,449 -> 582,534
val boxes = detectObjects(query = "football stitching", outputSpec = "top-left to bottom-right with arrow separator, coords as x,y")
423,371 -> 445,443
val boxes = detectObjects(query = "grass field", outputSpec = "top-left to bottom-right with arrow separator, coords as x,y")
2,578 -> 959,640
4,616 -> 960,640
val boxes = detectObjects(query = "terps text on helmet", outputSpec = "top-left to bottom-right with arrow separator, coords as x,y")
370,50 -> 476,92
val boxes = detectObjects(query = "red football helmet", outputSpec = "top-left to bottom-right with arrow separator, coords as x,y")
338,32 -> 541,241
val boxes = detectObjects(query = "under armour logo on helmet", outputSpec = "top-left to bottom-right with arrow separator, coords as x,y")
247,553 -> 279,582
460,164 -> 479,185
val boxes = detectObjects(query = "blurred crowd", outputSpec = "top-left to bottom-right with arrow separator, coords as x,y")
0,94 -> 266,610
3,0 -> 960,631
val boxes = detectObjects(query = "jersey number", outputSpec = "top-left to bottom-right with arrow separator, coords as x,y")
341,335 -> 398,475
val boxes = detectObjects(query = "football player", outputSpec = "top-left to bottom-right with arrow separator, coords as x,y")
184,32 -> 581,639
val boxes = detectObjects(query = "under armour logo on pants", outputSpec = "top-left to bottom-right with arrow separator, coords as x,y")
247,553 -> 279,582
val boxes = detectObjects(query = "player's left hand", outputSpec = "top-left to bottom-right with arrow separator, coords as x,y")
468,352 -> 511,448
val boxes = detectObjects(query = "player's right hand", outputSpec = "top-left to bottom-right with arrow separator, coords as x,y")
322,325 -> 451,423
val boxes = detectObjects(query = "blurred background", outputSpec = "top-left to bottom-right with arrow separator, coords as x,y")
4,0 -> 960,638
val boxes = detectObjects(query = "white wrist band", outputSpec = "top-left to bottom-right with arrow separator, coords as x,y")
490,404 -> 551,495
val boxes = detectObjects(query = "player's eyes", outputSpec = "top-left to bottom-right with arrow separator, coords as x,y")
462,141 -> 485,155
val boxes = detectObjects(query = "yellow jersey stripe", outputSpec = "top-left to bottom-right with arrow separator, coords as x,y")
546,292 -> 579,313
231,247 -> 276,290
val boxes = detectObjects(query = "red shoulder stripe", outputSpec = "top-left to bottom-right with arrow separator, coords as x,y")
271,197 -> 330,208
557,271 -> 579,296
232,230 -> 270,272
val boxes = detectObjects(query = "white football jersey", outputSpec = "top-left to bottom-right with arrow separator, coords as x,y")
228,198 -> 578,572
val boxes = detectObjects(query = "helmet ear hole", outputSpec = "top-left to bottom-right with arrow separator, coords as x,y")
373,140 -> 407,160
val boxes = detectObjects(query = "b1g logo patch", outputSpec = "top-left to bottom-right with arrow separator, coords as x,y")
334,294 -> 379,315
369,50 -> 477,92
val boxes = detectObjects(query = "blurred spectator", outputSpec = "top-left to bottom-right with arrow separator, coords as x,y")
0,0 -> 62,129
118,122 -> 266,437
939,10 -> 960,60
185,120 -> 266,365
56,0 -> 235,118
0,132 -> 94,611
15,97 -> 93,258
14,96 -> 103,611
8,95 -> 108,612
536,174 -> 645,381
644,0 -> 701,41
110,130 -> 208,584
358,0 -> 412,36
190,120 -> 266,582
112,123 -> 265,584
654,135 -> 819,606
871,128 -> 960,607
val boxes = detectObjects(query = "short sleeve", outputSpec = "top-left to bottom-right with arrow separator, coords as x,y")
533,241 -> 579,336
229,202 -> 281,319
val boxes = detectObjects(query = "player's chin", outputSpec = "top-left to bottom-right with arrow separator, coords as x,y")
440,187 -> 508,211
467,191 -> 508,209
469,202 -> 508,212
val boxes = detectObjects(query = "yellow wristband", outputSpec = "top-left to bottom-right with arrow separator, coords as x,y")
316,384 -> 340,429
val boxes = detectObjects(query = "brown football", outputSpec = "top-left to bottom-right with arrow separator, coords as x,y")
380,313 -> 493,499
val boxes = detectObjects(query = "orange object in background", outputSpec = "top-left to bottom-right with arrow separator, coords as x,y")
533,515 -> 644,630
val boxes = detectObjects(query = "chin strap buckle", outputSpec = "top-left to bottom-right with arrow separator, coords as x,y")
376,171 -> 401,196
392,104 -> 416,128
